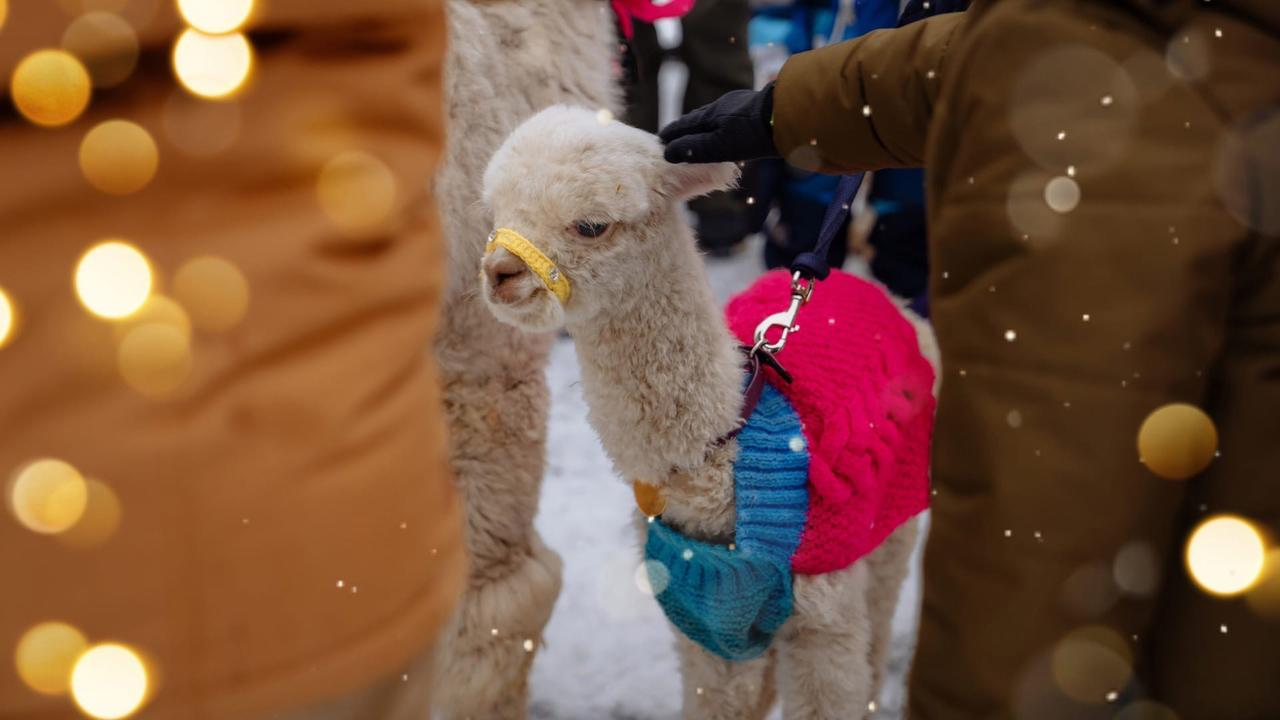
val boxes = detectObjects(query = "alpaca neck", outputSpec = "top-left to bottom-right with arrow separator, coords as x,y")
570,219 -> 744,538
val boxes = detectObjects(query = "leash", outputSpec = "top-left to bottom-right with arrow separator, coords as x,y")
743,172 -> 865,397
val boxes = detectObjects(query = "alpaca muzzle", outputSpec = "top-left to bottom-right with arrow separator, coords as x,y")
484,228 -> 571,304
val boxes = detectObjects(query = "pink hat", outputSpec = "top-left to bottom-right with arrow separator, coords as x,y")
611,0 -> 697,38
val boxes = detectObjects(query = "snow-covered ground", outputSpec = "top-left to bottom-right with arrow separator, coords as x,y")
528,237 -> 928,720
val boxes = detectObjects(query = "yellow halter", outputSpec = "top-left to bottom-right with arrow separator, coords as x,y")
485,228 -> 572,304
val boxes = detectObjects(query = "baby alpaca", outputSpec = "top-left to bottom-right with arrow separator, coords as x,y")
479,106 -> 933,720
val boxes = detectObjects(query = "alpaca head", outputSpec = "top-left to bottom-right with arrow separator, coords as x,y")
480,105 -> 737,332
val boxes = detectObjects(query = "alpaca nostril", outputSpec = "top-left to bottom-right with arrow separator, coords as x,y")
483,250 -> 531,301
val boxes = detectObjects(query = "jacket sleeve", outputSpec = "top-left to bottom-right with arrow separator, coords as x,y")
772,10 -> 968,173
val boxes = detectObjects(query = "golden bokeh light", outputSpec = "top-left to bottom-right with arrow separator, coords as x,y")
112,295 -> 191,342
75,241 -> 153,319
1044,176 -> 1081,213
1112,541 -> 1159,597
317,151 -> 398,237
14,621 -> 88,695
1137,403 -> 1218,480
1185,515 -> 1267,596
8,458 -> 89,534
1050,625 -> 1132,703
177,0 -> 255,34
172,29 -> 253,100
162,91 -> 241,157
117,323 -> 193,398
172,256 -> 249,332
1061,562 -> 1119,620
11,49 -> 92,127
61,11 -> 139,88
0,0 -> 8,32
0,285 -> 16,349
1006,171 -> 1063,243
58,478 -> 123,548
71,643 -> 149,719
635,559 -> 670,596
1245,550 -> 1280,620
79,120 -> 159,195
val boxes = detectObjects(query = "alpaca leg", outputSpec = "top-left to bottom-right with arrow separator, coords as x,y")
777,562 -> 876,720
431,535 -> 561,719
864,517 -> 921,706
675,634 -> 777,720
431,327 -> 558,720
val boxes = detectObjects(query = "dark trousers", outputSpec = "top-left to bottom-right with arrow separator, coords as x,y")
625,0 -> 754,233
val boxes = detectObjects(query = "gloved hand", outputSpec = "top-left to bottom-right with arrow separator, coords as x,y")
659,83 -> 777,164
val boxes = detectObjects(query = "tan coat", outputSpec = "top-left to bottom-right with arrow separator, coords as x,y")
774,1 -> 1280,718
0,2 -> 464,718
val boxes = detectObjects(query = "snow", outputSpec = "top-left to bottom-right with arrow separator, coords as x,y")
528,237 -> 928,719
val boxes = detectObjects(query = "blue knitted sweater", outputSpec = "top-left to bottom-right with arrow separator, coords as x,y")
644,383 -> 810,661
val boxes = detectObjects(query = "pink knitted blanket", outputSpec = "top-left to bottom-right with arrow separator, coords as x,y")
726,270 -> 935,575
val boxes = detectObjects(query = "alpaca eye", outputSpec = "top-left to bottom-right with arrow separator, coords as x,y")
573,221 -> 610,238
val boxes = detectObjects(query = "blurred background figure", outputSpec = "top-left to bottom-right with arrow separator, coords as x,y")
0,2 -> 463,718
747,0 -> 963,316
623,0 -> 756,257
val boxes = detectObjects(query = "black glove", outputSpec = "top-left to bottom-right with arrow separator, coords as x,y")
659,83 -> 777,164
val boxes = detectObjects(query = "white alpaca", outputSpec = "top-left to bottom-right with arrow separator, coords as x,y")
430,5 -> 619,719
477,106 -> 926,720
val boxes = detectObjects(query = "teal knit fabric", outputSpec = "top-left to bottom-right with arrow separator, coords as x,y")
645,382 -> 810,661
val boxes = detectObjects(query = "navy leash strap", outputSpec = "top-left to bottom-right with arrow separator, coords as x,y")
749,171 -> 864,377
790,172 -> 865,281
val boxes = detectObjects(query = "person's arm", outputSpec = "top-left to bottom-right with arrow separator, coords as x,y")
659,11 -> 968,172
772,10 -> 967,173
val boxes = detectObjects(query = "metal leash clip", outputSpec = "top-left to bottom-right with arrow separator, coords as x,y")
752,271 -> 814,356
749,272 -> 814,385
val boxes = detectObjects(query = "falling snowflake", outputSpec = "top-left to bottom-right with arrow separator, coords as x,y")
523,639 -> 535,652
1004,329 -> 1017,342
862,105 -> 872,117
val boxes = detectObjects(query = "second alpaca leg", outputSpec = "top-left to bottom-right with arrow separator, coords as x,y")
430,536 -> 561,720
675,635 -> 777,720
864,517 -> 921,704
777,562 -> 877,720
431,338 -> 559,720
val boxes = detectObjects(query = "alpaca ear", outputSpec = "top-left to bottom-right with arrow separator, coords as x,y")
660,161 -> 740,200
